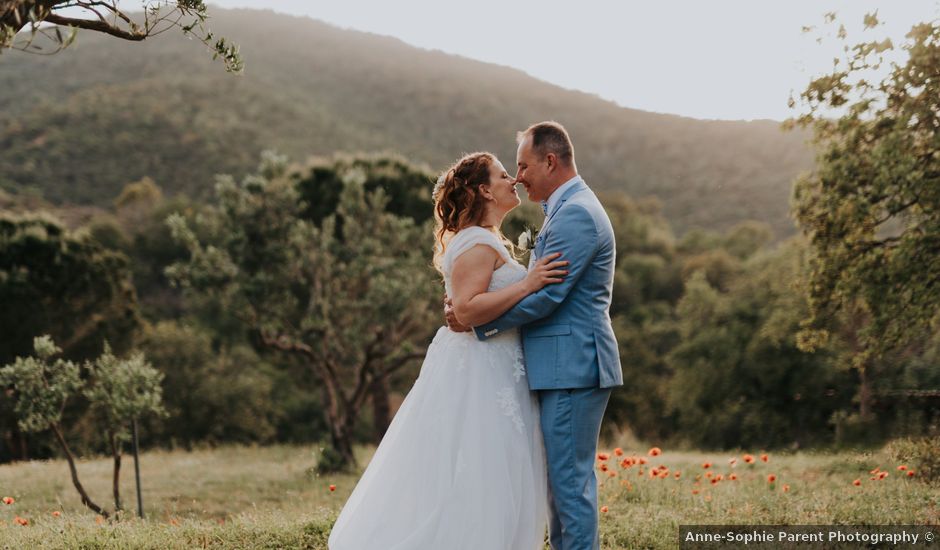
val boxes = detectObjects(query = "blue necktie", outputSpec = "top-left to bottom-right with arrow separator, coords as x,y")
541,201 -> 549,216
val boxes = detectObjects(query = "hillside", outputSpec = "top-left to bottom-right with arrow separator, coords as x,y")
0,7 -> 815,237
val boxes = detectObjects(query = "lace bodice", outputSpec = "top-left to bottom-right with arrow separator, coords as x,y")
442,227 -> 527,298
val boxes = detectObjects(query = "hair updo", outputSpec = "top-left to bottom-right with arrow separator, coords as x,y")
431,152 -> 499,273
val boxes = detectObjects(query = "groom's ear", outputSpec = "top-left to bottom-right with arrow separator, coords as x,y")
545,152 -> 557,173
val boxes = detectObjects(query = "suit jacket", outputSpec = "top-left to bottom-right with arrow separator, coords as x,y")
474,178 -> 623,390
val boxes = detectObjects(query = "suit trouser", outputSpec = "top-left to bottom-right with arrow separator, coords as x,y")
538,386 -> 612,550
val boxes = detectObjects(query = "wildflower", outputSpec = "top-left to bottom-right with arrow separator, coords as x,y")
728,458 -> 737,466
767,474 -> 776,483
869,467 -> 881,475
760,454 -> 769,463
639,457 -> 648,465
674,471 -> 681,479
329,484 -> 337,492
897,465 -> 908,471
2,497 -> 13,505
600,506 -> 609,513
782,484 -> 790,492
14,516 -> 27,526
600,463 -> 609,472
648,447 -> 661,457
878,471 -> 888,480
728,473 -> 738,481
607,470 -> 617,478
743,454 -> 755,464
614,448 -> 624,457
907,470 -> 915,478
852,479 -> 861,486
705,471 -> 714,479
692,489 -> 700,495
52,511 -> 61,517
702,462 -> 712,469
597,453 -> 610,462
620,459 -> 631,469
710,478 -> 719,485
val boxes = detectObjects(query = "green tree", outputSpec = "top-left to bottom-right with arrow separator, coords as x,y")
1,0 -> 241,71
0,336 -> 92,509
0,336 -> 163,517
667,240 -> 852,449
0,211 -> 141,462
290,154 -> 438,441
166,152 -> 439,470
138,321 -> 280,447
83,342 -> 166,512
790,15 -> 940,419
0,211 -> 141,364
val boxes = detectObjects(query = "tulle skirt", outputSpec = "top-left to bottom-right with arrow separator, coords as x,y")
328,326 -> 549,550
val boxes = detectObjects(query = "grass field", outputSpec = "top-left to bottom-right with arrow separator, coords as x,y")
0,443 -> 936,549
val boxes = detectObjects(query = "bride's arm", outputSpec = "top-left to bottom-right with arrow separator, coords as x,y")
451,245 -> 568,327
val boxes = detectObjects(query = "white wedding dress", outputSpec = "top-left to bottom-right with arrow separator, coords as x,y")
328,226 -> 549,550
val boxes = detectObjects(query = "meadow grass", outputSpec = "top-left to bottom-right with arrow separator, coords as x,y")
0,443 -> 936,549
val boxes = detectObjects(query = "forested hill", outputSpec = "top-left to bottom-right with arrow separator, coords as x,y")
0,6 -> 814,237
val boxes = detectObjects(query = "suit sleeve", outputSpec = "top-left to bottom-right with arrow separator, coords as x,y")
474,204 -> 597,341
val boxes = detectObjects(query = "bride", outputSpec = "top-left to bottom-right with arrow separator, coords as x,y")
328,152 -> 568,549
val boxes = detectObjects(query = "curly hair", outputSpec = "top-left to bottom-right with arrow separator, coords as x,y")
432,152 -> 514,273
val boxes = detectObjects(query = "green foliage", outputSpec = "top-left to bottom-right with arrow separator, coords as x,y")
667,240 -> 853,449
138,321 -> 280,446
83,341 -> 167,443
1,1 -> 242,72
887,436 -> 940,483
0,335 -> 82,433
0,211 -> 142,365
791,16 -> 940,365
314,446 -> 349,475
165,152 -> 439,468
0,7 -> 812,237
292,154 -> 435,226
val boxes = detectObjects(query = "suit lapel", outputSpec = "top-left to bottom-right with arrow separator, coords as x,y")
534,179 -> 588,260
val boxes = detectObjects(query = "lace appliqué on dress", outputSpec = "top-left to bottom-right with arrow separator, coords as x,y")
496,387 -> 525,434
511,347 -> 526,383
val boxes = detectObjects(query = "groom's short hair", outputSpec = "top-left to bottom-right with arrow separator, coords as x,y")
518,121 -> 575,167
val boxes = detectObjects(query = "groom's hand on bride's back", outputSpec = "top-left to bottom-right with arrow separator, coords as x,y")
444,295 -> 472,333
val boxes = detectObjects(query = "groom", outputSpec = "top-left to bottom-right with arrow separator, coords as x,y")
447,121 -> 622,550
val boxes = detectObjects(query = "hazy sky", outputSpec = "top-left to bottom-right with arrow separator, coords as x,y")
206,1 -> 938,121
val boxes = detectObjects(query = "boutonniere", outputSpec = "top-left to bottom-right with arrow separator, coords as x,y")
517,226 -> 538,251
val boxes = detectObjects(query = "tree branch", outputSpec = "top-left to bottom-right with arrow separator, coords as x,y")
44,12 -> 145,40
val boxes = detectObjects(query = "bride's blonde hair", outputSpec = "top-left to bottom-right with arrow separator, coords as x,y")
432,152 -> 516,273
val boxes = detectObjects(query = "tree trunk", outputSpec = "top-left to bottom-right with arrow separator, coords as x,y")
51,423 -> 108,518
371,375 -> 391,444
858,362 -> 873,422
319,382 -> 356,470
110,431 -> 122,512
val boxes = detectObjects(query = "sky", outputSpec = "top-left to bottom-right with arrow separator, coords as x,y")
202,1 -> 937,121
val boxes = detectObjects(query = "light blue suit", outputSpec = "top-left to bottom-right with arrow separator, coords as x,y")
475,177 -> 622,550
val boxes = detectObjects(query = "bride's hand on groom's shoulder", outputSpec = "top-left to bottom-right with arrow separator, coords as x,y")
443,295 -> 472,333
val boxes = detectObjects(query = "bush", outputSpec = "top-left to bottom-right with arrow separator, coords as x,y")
887,436 -> 940,483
